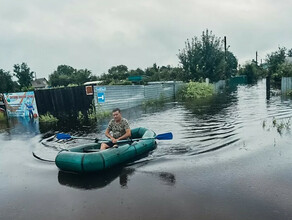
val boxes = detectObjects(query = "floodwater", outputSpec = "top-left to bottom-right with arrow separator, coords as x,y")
1,79 -> 292,220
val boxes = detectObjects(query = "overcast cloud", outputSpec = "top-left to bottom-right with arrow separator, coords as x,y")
0,0 -> 291,79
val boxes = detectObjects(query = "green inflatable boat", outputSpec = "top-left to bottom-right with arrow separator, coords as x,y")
55,127 -> 157,173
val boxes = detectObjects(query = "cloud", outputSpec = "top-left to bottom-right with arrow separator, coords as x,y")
0,0 -> 292,78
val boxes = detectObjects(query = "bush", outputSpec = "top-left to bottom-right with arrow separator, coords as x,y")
39,113 -> 59,123
178,82 -> 214,100
0,112 -> 6,121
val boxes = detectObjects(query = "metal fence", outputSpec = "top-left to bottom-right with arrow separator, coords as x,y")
94,82 -> 184,111
281,77 -> 292,93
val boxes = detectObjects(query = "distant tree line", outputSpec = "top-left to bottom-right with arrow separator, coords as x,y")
238,47 -> 292,85
2,29 -> 292,93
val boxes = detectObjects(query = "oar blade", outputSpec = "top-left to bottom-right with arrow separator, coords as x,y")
155,132 -> 173,140
56,133 -> 72,140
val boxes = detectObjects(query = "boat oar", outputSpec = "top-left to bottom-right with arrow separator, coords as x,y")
56,132 -> 173,142
120,132 -> 173,142
56,133 -> 100,141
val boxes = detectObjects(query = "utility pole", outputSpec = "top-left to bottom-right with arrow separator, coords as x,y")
224,36 -> 227,61
256,51 -> 258,66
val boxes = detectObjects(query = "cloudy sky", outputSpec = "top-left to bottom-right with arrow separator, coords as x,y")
0,0 -> 291,79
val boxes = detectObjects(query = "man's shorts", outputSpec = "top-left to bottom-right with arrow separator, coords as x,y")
105,141 -> 115,148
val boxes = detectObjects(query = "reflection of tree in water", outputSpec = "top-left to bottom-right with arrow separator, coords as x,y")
58,167 -> 176,190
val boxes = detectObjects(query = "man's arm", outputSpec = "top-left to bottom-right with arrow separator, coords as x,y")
105,128 -> 114,141
117,128 -> 131,141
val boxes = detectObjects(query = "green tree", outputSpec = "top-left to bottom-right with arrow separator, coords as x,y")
287,48 -> 292,57
266,47 -> 287,85
98,65 -> 129,84
178,29 -> 237,82
225,51 -> 238,79
0,69 -> 15,93
266,47 -> 286,74
49,65 -> 75,87
72,69 -> 92,85
48,65 -> 92,87
13,63 -> 34,89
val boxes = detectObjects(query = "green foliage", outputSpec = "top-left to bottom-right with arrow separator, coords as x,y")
21,86 -> 35,92
13,63 -> 34,90
39,113 -> 59,123
178,82 -> 214,100
77,111 -> 85,121
99,65 -> 129,85
48,65 -> 93,87
238,61 -> 266,83
0,112 -> 6,121
275,62 -> 292,77
178,29 -> 238,82
263,47 -> 292,86
97,64 -> 185,85
0,69 -> 15,93
87,103 -> 111,121
266,47 -> 286,75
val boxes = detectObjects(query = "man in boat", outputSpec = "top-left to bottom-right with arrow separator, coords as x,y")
100,108 -> 131,150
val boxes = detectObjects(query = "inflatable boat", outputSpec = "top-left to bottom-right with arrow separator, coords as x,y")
55,127 -> 157,173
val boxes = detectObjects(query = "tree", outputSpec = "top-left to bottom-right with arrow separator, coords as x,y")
0,69 -> 15,93
48,65 -> 92,87
225,51 -> 238,79
178,29 -> 238,82
266,47 -> 286,74
265,47 -> 287,85
238,62 -> 259,84
13,63 -> 34,89
287,48 -> 292,57
98,65 -> 129,84
49,65 -> 75,87
72,69 -> 92,85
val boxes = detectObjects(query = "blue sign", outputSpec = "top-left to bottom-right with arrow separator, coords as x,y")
97,92 -> 105,103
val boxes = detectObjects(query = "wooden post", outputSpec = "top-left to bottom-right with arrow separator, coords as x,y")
266,75 -> 270,100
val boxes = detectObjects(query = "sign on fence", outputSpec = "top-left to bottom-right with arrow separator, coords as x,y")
4,91 -> 39,118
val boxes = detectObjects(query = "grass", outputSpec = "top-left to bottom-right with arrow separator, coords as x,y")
39,113 -> 59,123
263,117 -> 291,135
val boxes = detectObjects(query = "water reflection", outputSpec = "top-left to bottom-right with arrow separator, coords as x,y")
58,167 -> 135,190
58,168 -> 176,189
0,117 -> 39,138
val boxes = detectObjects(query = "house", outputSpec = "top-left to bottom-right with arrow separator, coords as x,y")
31,78 -> 49,89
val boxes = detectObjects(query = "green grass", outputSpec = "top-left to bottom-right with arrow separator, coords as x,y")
39,113 -> 59,123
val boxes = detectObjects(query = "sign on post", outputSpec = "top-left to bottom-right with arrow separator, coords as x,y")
97,92 -> 105,103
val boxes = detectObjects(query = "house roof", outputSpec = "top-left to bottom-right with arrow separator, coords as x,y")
31,78 -> 49,88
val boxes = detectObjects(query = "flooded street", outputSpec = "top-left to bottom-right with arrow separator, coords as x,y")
1,80 -> 292,220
